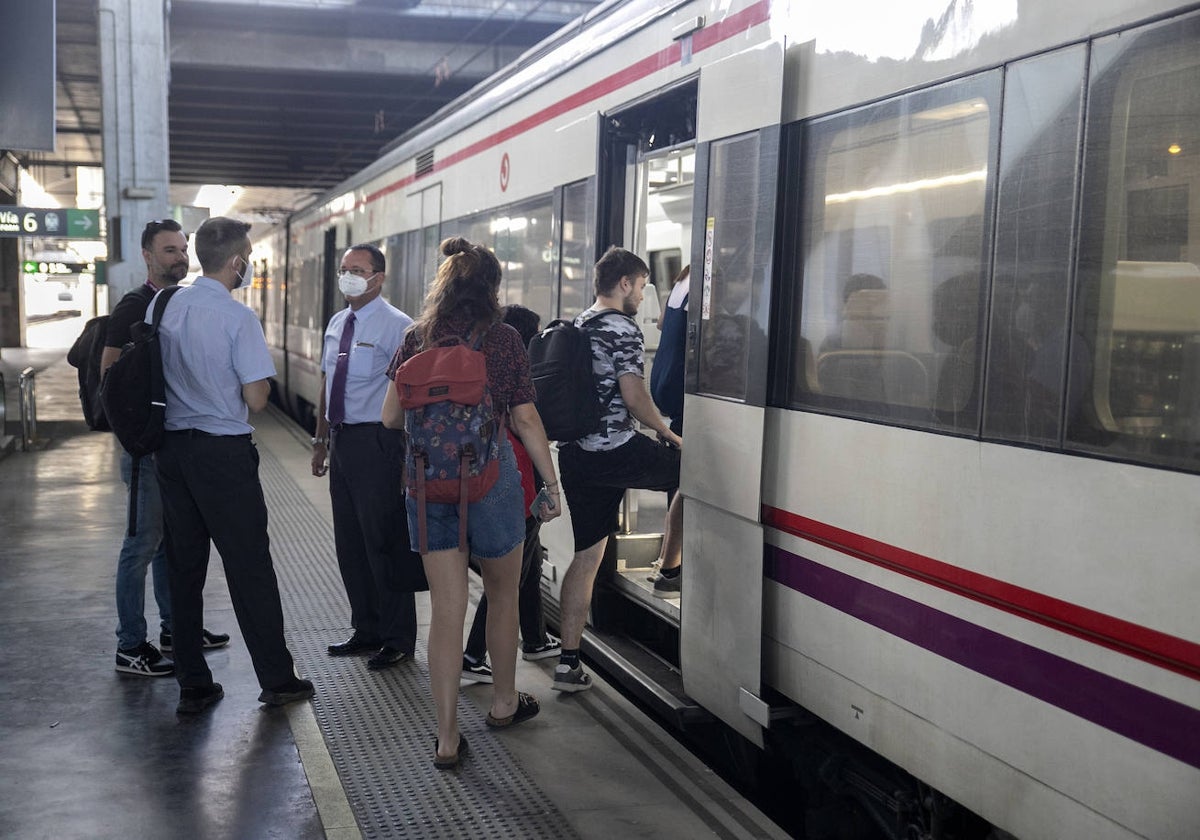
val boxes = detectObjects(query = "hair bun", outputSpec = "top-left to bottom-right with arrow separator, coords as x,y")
440,236 -> 471,257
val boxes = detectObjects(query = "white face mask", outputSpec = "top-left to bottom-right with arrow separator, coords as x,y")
338,271 -> 371,297
238,258 -> 254,288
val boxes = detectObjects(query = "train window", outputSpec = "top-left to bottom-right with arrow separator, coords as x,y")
383,230 -> 423,318
785,73 -> 1000,431
696,134 -> 760,401
558,179 -> 592,319
495,195 -> 554,319
1069,15 -> 1200,472
982,46 -> 1086,446
450,194 -> 555,319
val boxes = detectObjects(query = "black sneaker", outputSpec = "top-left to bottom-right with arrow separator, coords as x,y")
177,683 -> 224,715
652,569 -> 681,598
258,677 -> 315,707
115,642 -> 174,677
160,629 -> 231,653
461,657 -> 494,684
521,634 -> 562,661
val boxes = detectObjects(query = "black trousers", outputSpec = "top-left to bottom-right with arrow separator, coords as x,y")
329,423 -> 417,651
464,515 -> 547,662
156,432 -> 296,691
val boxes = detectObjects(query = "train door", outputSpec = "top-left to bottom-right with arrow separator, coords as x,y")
679,45 -> 784,747
584,82 -> 699,670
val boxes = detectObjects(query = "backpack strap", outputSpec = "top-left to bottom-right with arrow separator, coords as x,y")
415,452 -> 429,555
147,285 -> 183,414
459,446 -> 471,552
126,456 -> 141,537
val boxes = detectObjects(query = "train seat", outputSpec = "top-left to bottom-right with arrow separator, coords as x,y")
1094,260 -> 1200,434
816,349 -> 929,406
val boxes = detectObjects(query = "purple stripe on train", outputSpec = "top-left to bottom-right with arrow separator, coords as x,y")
765,546 -> 1200,770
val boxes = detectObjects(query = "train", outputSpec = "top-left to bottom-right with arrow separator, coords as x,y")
239,1 -> 1200,837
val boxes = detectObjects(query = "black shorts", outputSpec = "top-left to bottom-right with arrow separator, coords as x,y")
559,433 -> 680,552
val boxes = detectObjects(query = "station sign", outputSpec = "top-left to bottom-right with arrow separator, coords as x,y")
22,260 -> 96,275
0,206 -> 102,239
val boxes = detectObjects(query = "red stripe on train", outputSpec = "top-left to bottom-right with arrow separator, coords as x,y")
303,0 -> 773,231
762,505 -> 1200,681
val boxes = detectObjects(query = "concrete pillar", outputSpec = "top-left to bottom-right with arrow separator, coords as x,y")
97,0 -> 171,301
0,156 -> 19,347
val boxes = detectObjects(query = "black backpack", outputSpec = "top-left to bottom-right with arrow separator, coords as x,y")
99,286 -> 182,535
67,314 -> 111,431
527,308 -> 622,442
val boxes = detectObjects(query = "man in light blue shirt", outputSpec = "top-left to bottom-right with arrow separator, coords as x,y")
153,216 -> 313,715
312,244 -> 420,670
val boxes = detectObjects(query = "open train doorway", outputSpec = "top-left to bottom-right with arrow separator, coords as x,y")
587,80 -> 697,663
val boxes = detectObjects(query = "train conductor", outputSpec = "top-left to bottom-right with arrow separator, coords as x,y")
312,244 -> 419,670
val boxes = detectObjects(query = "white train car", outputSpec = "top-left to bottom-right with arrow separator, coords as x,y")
253,1 -> 1200,836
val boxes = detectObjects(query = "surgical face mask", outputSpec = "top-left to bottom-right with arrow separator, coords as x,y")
238,258 -> 254,288
338,271 -> 371,297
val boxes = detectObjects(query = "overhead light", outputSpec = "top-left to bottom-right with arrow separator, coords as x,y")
1168,143 -> 1182,155
193,184 -> 244,217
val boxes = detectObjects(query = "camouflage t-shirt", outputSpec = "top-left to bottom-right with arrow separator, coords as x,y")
575,306 -> 642,452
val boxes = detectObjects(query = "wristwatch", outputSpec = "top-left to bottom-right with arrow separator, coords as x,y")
311,436 -> 328,447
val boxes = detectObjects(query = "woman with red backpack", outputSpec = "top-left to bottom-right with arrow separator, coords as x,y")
383,236 -> 561,769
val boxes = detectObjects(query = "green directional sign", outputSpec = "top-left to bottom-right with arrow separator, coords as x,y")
67,209 -> 100,237
0,206 -> 102,239
22,259 -> 96,275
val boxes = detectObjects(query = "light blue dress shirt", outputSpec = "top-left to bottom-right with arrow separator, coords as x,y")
151,276 -> 276,435
321,296 -> 414,425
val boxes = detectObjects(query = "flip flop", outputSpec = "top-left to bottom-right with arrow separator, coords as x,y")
433,733 -> 468,770
485,691 -> 540,728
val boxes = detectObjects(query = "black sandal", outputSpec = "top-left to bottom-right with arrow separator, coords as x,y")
433,733 -> 468,769
485,691 -> 540,728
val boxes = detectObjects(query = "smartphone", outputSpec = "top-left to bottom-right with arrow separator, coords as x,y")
530,486 -> 557,521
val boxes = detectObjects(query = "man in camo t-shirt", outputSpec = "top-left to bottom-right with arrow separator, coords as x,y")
553,247 -> 684,694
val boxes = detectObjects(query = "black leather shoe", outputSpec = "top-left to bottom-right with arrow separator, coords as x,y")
257,677 -> 315,707
328,633 -> 381,656
177,683 -> 224,715
367,646 -> 409,671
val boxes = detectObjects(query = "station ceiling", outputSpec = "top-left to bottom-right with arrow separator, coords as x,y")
37,0 -> 601,214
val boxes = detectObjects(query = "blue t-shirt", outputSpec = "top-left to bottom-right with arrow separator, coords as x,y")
152,276 -> 276,435
650,275 -> 689,420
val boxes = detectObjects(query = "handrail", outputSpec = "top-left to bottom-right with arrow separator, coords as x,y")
18,367 -> 37,451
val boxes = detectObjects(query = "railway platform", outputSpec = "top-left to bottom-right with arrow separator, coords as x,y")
0,347 -> 789,840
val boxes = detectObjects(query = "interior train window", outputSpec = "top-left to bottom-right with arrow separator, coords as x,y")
1070,14 -> 1200,473
983,46 -> 1086,447
786,73 -> 1000,432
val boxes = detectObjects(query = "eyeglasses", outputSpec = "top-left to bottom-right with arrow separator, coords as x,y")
141,218 -> 183,249
340,267 -> 377,277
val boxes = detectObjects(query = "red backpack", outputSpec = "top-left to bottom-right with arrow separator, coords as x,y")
393,330 -> 502,553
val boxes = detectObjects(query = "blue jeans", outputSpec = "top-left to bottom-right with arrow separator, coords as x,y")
115,451 -> 172,650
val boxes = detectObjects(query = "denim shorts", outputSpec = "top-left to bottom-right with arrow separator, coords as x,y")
406,436 -> 525,560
